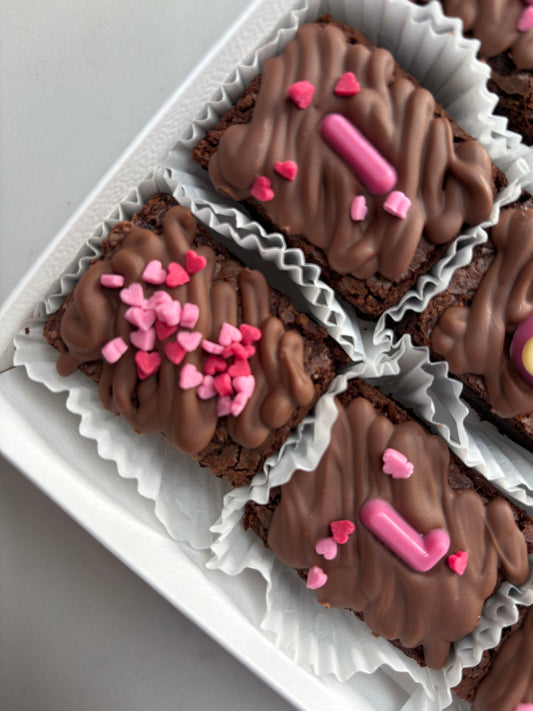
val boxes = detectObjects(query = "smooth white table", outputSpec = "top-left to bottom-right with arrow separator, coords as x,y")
0,3 -> 297,709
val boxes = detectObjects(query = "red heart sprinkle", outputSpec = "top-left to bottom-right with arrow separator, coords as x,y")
227,359 -> 251,378
288,80 -> 315,109
239,323 -> 262,345
334,71 -> 361,96
164,341 -> 187,366
222,343 -> 255,360
448,550 -> 469,576
330,520 -> 356,544
214,372 -> 234,397
166,262 -> 190,288
135,351 -> 161,380
155,319 -> 178,342
185,250 -> 207,275
250,176 -> 275,202
204,355 -> 228,376
274,160 -> 298,181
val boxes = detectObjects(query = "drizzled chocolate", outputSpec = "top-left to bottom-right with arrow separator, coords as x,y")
419,0 -> 533,69
472,605 -> 533,710
431,208 -> 533,418
55,205 -> 315,456
208,22 -> 494,283
267,396 -> 529,669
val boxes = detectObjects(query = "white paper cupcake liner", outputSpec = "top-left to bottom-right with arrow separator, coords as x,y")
209,359 -> 533,710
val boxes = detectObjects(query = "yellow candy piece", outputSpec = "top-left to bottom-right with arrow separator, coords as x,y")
522,337 -> 533,376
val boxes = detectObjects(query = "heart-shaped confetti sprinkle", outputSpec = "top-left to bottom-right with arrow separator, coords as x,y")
120,282 -> 145,307
227,359 -> 251,378
214,372 -> 234,397
130,327 -> 156,352
146,290 -> 172,309
448,550 -> 469,576
217,396 -> 233,417
250,176 -> 275,202
179,363 -> 203,390
274,160 -> 298,181
230,391 -> 250,417
185,250 -> 207,275
180,302 -> 200,330
350,195 -> 368,222
232,375 -> 255,399
197,375 -> 217,400
204,355 -> 228,376
306,566 -> 328,590
334,71 -> 361,96
518,6 -> 533,31
142,259 -> 167,285
315,537 -> 338,561
201,339 -> 225,355
125,306 -> 156,331
100,273 -> 125,289
383,190 -> 412,219
239,323 -> 262,345
330,520 -> 356,544
156,300 -> 181,326
164,340 -> 187,366
135,351 -> 161,380
177,330 -> 203,353
382,448 -> 414,479
101,337 -> 128,364
223,343 -> 256,360
218,322 -> 243,346
288,80 -> 315,109
155,319 -> 178,342
165,262 -> 190,288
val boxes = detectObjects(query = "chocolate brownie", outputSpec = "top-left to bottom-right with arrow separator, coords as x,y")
414,0 -> 533,144
43,193 -> 348,487
244,378 -> 533,696
192,16 -> 504,319
398,205 -> 533,451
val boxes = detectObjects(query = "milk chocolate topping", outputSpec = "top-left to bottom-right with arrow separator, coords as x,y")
428,0 -> 533,69
267,397 -> 529,669
56,205 -> 315,455
208,22 -> 494,282
472,605 -> 533,710
431,208 -> 533,418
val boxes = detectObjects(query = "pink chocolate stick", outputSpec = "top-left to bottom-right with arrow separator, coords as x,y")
360,498 -> 450,572
320,113 -> 397,196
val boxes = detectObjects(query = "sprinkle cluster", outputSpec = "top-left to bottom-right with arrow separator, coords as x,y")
99,250 -> 261,418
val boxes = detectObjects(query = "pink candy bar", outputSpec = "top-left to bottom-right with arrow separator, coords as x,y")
360,498 -> 450,572
320,113 -> 397,196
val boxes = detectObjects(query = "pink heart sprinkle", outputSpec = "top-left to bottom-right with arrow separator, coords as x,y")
164,340 -> 187,366
518,6 -> 533,31
135,351 -> 161,380
166,262 -> 190,288
217,396 -> 232,417
288,80 -> 315,109
218,322 -> 243,347
239,323 -> 262,345
230,391 -> 250,417
514,705 -> 533,711
201,339 -> 225,355
197,375 -> 217,400
214,372 -> 234,397
383,190 -> 412,219
156,300 -> 181,327
146,290 -> 172,310
350,195 -> 368,222
306,566 -> 328,590
232,375 -> 255,399
120,282 -> 145,307
274,160 -> 298,181
125,306 -> 156,331
382,448 -> 414,479
315,537 -> 338,561
130,327 -> 156,352
155,319 -> 178,342
180,302 -> 200,330
142,259 -> 167,285
204,355 -> 228,376
227,359 -> 251,378
177,330 -> 203,353
448,550 -> 469,576
100,273 -> 125,289
250,176 -> 275,202
185,250 -> 207,275
330,520 -> 356,545
101,336 -> 128,364
334,71 -> 361,96
223,343 -> 255,360
179,363 -> 203,390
